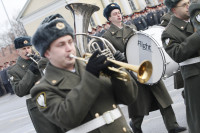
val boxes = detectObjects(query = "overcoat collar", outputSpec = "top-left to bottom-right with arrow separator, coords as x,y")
44,60 -> 86,90
170,15 -> 194,34
17,56 -> 32,69
108,23 -> 133,39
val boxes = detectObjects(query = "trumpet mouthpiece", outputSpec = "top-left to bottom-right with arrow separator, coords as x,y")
69,54 -> 75,58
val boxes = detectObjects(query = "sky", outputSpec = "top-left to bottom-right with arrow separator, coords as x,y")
0,0 -> 27,32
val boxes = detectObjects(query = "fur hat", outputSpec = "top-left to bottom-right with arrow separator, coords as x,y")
164,0 -> 181,10
14,36 -> 32,49
32,14 -> 74,57
103,3 -> 121,21
189,1 -> 200,19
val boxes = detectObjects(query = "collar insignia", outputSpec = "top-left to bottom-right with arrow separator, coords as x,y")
10,76 -> 14,81
36,92 -> 47,108
24,40 -> 28,44
196,13 -> 200,23
56,22 -> 65,30
165,38 -> 170,46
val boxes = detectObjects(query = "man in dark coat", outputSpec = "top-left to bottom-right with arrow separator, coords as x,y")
162,0 -> 200,132
30,13 -> 138,133
7,36 -> 62,133
102,3 -> 186,133
160,11 -> 184,90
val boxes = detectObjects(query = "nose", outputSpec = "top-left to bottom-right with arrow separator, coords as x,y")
65,44 -> 72,52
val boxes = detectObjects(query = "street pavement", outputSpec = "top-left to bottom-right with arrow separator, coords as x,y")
0,76 -> 188,133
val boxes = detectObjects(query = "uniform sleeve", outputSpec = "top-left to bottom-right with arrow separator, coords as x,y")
111,71 -> 138,105
31,71 -> 104,130
162,31 -> 200,63
7,69 -> 39,97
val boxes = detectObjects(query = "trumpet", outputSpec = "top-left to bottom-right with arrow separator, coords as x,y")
70,53 -> 153,83
26,53 -> 39,64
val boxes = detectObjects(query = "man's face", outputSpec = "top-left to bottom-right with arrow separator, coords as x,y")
17,46 -> 32,60
109,9 -> 122,23
172,0 -> 190,20
44,35 -> 76,70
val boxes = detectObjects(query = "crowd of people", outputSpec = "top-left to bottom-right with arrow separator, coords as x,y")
90,3 -> 168,37
0,61 -> 15,96
1,0 -> 200,133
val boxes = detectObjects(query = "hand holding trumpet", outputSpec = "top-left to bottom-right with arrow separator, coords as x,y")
86,50 -> 112,77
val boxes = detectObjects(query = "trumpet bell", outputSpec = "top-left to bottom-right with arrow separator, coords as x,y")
137,61 -> 153,84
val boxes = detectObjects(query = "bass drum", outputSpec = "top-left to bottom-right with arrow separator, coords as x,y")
125,26 -> 179,85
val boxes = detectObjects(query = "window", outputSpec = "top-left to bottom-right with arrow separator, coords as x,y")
90,17 -> 96,27
128,0 -> 136,11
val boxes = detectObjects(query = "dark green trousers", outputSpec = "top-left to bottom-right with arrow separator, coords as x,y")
131,105 -> 179,131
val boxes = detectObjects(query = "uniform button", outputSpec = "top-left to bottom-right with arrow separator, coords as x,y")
22,65 -> 25,68
123,127 -> 127,132
112,104 -> 117,109
181,26 -> 184,29
95,113 -> 100,118
52,80 -> 57,84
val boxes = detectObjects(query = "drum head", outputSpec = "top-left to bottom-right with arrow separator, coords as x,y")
125,32 -> 165,84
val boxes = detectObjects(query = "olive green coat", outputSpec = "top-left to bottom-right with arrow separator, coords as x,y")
102,23 -> 173,116
30,61 -> 138,133
161,15 -> 200,133
102,23 -> 135,53
7,57 -> 40,96
7,57 -> 61,133
160,13 -> 184,89
160,12 -> 173,27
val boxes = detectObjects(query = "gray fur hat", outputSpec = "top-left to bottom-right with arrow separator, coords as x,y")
32,14 -> 74,57
189,1 -> 200,18
103,3 -> 121,21
164,0 -> 181,10
14,36 -> 32,49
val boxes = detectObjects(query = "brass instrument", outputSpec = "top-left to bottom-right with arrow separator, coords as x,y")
66,3 -> 153,83
70,53 -> 152,83
26,53 -> 38,64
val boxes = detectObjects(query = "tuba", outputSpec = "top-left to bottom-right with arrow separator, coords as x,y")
65,2 -> 152,83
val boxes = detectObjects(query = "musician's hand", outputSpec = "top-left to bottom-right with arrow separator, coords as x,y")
29,62 -> 40,74
86,50 -> 110,77
114,50 -> 125,62
189,2 -> 200,33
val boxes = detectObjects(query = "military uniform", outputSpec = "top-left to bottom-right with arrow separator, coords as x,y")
102,21 -> 181,132
7,56 -> 62,133
160,12 -> 173,27
162,15 -> 200,133
160,13 -> 184,89
102,23 -> 135,53
31,60 -> 138,133
132,16 -> 147,31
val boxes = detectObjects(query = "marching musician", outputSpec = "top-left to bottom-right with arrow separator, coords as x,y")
162,0 -> 200,132
102,3 -> 186,133
30,13 -> 138,133
7,36 -> 61,133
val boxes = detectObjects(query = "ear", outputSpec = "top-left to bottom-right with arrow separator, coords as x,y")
171,8 -> 176,14
44,50 -> 50,59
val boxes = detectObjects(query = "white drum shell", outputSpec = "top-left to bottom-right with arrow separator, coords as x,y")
126,26 -> 179,84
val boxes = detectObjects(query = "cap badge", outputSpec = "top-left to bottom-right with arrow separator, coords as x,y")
24,40 -> 28,44
56,22 -> 65,30
111,4 -> 115,7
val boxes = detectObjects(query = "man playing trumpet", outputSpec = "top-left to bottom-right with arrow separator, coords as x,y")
30,14 -> 138,133
7,36 -> 60,133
